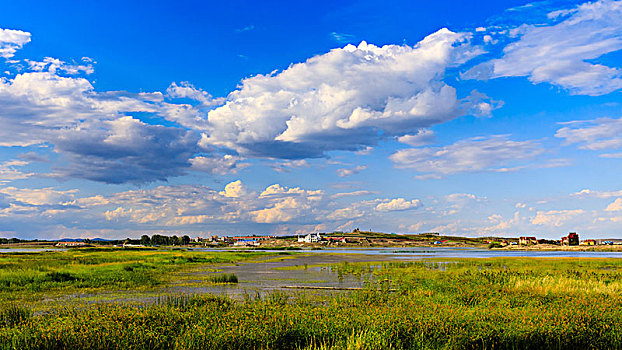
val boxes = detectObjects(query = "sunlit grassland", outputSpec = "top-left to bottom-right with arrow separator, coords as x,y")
3,256 -> 622,349
0,248 -> 276,303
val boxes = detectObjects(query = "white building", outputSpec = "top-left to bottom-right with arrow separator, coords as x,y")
298,233 -> 322,243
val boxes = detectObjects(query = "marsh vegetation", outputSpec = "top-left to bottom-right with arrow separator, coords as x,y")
1,250 -> 622,349
0,248 -> 270,303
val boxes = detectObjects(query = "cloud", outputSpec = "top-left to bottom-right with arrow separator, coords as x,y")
166,81 -> 223,107
219,180 -> 250,198
430,222 -> 458,234
0,25 -> 493,185
531,209 -> 584,226
0,72 -> 102,146
52,116 -> 200,184
375,198 -> 421,212
0,180 -> 328,232
336,165 -> 367,177
355,146 -> 374,155
325,196 -> 422,221
330,32 -> 356,43
0,186 -> 77,207
606,198 -> 622,211
480,212 -> 521,235
441,193 -> 487,215
0,63 -> 227,184
0,160 -> 33,182
259,184 -> 323,198
0,28 -> 31,59
0,27 -> 241,186
103,181 -> 324,226
556,117 -> 622,151
202,29 -> 488,159
25,57 -> 94,75
325,206 -> 366,221
445,193 -> 485,202
571,188 -> 622,198
390,135 -> 544,178
270,159 -> 309,173
251,197 -> 313,224
17,152 -> 49,163
331,190 -> 375,199
463,0 -> 622,96
235,25 -> 255,33
190,154 -> 248,175
397,129 -> 435,146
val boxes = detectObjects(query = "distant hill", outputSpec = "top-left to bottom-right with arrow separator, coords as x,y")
56,238 -> 112,242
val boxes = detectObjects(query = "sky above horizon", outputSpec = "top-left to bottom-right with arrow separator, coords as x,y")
0,0 -> 621,240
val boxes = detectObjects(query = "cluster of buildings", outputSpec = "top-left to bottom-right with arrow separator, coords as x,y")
192,235 -> 275,247
297,233 -> 350,244
55,241 -> 89,247
518,232 -> 611,246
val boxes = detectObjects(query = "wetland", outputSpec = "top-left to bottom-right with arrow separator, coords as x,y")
2,247 -> 622,349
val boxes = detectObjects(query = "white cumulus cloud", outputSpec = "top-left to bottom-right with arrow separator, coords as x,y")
375,198 -> 421,212
531,209 -> 585,227
606,198 -> 622,211
202,29 -> 488,158
0,28 -> 31,59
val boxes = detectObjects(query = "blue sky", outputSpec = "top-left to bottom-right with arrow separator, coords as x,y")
0,0 -> 621,239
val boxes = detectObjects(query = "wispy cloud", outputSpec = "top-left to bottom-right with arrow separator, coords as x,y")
390,135 -> 544,178
463,0 -> 622,96
331,190 -> 376,199
235,25 -> 255,33
571,189 -> 622,198
556,117 -> 622,151
330,32 -> 356,43
336,165 -> 367,177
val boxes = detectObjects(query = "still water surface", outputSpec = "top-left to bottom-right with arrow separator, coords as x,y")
195,246 -> 622,259
162,247 -> 622,299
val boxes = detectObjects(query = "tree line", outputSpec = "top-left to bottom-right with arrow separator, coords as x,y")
137,234 -> 192,246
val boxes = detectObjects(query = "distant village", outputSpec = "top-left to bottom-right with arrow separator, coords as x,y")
509,232 -> 616,247
46,230 -> 622,249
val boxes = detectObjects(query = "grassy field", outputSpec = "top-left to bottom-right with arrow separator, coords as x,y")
2,253 -> 622,349
0,248 -> 274,303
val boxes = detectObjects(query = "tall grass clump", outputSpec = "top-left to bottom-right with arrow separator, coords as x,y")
0,304 -> 31,327
208,273 -> 238,284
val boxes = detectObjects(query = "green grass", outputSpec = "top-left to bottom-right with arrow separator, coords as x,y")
0,248 -> 275,303
2,256 -> 622,349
